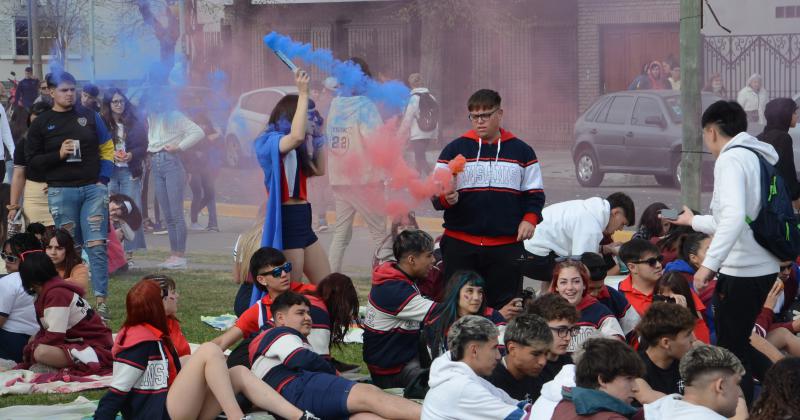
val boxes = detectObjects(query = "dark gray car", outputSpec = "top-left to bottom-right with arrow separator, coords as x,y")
572,90 -> 722,187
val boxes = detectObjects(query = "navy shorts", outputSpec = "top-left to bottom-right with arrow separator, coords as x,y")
281,203 -> 318,249
280,372 -> 354,420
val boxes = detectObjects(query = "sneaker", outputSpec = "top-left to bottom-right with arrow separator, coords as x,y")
317,224 -> 329,233
159,256 -> 187,270
153,228 -> 168,235
300,411 -> 320,420
189,223 -> 205,231
206,225 -> 220,232
96,302 -> 110,322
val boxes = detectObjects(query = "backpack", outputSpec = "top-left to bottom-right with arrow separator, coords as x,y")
414,92 -> 439,132
730,146 -> 800,261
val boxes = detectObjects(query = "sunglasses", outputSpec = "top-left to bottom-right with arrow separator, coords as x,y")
550,326 -> 580,338
555,255 -> 583,263
780,264 -> 793,272
1,252 -> 18,263
631,255 -> 664,267
258,262 -> 292,278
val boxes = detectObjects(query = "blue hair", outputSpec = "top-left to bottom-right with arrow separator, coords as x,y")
427,271 -> 487,359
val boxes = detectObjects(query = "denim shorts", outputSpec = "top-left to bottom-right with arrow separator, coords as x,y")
281,203 -> 318,249
281,372 -> 354,420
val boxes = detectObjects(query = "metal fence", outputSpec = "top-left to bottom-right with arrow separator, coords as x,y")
704,33 -> 800,100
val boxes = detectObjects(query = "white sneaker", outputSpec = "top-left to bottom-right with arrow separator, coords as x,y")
158,256 -> 187,269
189,223 -> 204,231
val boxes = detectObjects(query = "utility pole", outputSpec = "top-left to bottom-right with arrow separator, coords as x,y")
90,0 -> 96,82
680,0 -> 702,210
30,0 -> 43,79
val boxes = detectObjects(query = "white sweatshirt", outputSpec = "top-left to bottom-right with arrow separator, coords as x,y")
146,111 -> 204,153
530,364 -> 576,420
422,351 -> 530,420
0,105 -> 14,160
691,132 -> 780,277
397,88 -> 439,141
524,197 -> 609,257
645,394 -> 727,420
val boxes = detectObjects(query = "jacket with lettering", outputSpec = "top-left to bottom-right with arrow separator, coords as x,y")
595,285 -> 641,343
363,262 -> 437,376
248,326 -> 337,392
94,323 -> 181,420
433,129 -> 545,246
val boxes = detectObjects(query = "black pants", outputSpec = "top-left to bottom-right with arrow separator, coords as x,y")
519,251 -> 557,282
714,272 -> 776,406
440,235 -> 524,309
189,166 -> 218,227
410,139 -> 432,176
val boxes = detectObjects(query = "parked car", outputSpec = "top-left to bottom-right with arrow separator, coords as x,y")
223,86 -> 298,167
572,90 -> 726,188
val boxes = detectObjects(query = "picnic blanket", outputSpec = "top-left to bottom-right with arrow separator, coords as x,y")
201,313 -> 238,331
0,362 -> 113,396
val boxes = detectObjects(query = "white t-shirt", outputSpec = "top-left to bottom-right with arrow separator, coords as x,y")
0,272 -> 39,336
115,124 -> 128,168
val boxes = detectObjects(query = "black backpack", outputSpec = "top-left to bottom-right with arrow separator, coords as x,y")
414,92 -> 439,132
730,146 -> 800,261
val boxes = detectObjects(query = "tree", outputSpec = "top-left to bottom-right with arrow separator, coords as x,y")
131,0 -> 181,81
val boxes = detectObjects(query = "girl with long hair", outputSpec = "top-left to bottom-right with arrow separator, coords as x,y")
94,279 -> 316,420
663,231 -> 716,339
424,271 -> 507,360
308,272 -> 359,354
549,260 -> 624,352
632,202 -> 669,241
250,69 -> 330,306
44,228 -> 89,295
0,233 -> 44,362
8,101 -> 54,231
100,88 -> 147,256
144,274 -> 191,357
656,271 -> 711,344
18,251 -> 113,375
750,357 -> 800,420
232,203 -> 266,316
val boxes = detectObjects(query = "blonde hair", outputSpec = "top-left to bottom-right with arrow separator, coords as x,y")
236,204 -> 266,284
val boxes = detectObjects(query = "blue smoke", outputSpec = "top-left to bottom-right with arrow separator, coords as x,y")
264,32 -> 409,115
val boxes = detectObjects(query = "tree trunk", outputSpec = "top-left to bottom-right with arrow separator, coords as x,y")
418,8 -> 443,100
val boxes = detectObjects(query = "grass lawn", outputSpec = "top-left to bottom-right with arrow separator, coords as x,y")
0,268 -> 369,408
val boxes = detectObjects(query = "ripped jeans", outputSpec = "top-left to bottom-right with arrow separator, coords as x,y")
48,183 -> 110,297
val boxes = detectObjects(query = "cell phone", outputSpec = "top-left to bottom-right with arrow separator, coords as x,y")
653,294 -> 676,303
659,209 -> 679,220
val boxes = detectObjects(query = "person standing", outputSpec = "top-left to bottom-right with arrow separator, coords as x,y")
398,73 -> 439,176
145,89 -> 204,269
326,57 -> 386,273
80,83 -> 100,113
16,67 -> 39,110
100,88 -> 148,257
25,71 -> 115,321
737,73 -> 769,124
433,89 -> 544,310
757,98 -> 800,209
669,65 -> 681,91
0,99 -> 14,184
671,100 -> 780,405
187,110 -> 221,232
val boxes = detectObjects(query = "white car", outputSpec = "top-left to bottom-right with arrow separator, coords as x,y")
223,86 -> 298,167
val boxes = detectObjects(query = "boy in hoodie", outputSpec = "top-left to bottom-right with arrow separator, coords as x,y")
364,229 -> 437,388
398,73 -> 438,176
670,100 -> 780,404
757,97 -> 800,208
644,345 -> 746,420
326,57 -> 387,274
523,192 -> 634,285
433,89 -> 544,310
636,302 -> 696,397
422,315 -> 532,420
487,314 -> 553,403
249,292 -> 422,420
553,338 -> 644,419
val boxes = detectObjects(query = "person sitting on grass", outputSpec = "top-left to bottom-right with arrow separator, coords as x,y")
636,302 -> 696,398
145,274 -> 191,357
248,291 -> 423,420
644,345 -> 747,420
751,279 -> 800,362
552,338 -> 645,419
549,259 -> 624,352
17,251 -> 113,375
581,251 -> 641,343
43,228 -> 89,295
527,293 -> 579,387
423,270 -> 514,361
0,233 -> 42,362
487,314 -> 553,403
422,315 -> 532,420
95,280 -> 316,420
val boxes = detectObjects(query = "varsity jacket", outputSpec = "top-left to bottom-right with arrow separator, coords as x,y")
248,326 -> 337,392
569,296 -> 625,353
595,285 -> 641,343
433,129 -> 545,246
364,262 -> 437,376
94,323 -> 181,420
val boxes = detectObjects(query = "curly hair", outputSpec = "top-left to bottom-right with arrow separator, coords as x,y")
750,357 -> 800,420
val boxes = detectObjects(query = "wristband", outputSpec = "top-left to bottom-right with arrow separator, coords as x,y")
6,204 -> 19,210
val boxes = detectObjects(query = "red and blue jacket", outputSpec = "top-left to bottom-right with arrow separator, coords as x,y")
433,129 -> 545,246
248,326 -> 337,392
595,285 -> 641,344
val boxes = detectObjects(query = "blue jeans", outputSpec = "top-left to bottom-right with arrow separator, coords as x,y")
47,183 -> 109,297
109,166 -> 146,251
151,151 -> 186,253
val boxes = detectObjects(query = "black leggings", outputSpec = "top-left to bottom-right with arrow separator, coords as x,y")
189,167 -> 218,227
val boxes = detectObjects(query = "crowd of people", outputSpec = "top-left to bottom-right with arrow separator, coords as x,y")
0,55 -> 800,419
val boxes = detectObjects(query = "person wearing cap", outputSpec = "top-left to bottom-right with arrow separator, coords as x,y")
16,67 -> 40,110
80,83 -> 101,113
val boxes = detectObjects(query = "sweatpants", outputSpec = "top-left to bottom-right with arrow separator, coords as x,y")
714,272 -> 776,407
440,235 -> 524,309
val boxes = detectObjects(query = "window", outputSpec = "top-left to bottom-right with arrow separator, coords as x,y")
776,6 -> 800,18
15,17 -> 29,56
631,97 -> 663,126
584,97 -> 610,122
603,96 -> 634,125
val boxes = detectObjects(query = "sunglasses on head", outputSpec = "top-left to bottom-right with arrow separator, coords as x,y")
631,255 -> 664,267
555,255 -> 583,263
258,262 -> 292,278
